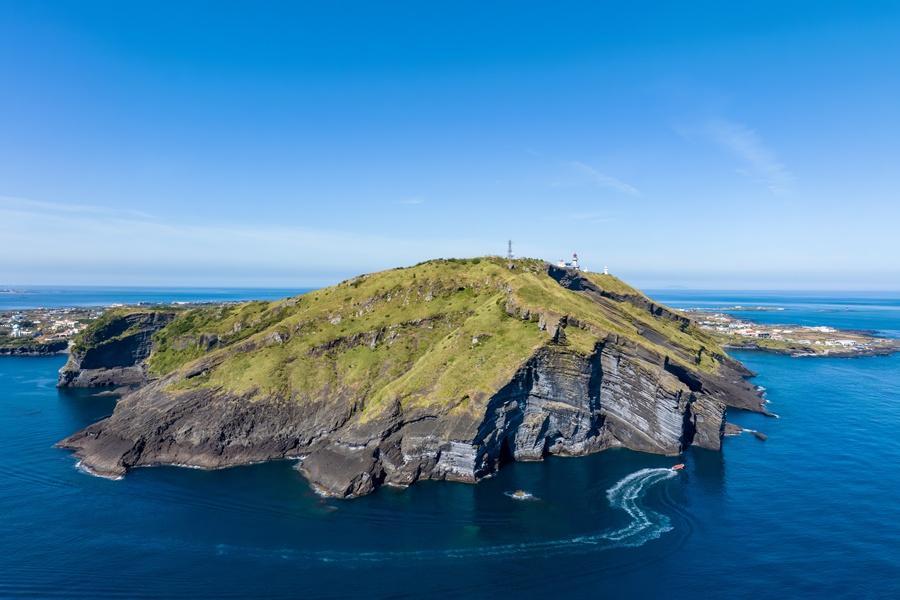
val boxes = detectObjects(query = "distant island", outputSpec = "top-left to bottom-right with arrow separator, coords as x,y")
56,257 -> 767,497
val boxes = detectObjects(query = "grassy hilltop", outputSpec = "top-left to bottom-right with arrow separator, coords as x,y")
61,257 -> 761,494
104,257 -> 730,419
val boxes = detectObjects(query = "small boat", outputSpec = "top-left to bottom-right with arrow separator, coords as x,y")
505,489 -> 537,501
671,463 -> 685,471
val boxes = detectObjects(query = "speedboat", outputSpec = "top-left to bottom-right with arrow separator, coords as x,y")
506,489 -> 536,500
671,463 -> 685,471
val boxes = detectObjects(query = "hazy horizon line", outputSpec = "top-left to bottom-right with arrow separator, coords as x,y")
3,282 -> 900,295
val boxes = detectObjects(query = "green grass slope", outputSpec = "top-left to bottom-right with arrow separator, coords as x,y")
83,258 -> 728,420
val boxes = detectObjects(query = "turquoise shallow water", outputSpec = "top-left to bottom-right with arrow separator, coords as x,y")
1,290 -> 899,598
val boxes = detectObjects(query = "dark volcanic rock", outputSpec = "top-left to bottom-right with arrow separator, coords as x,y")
59,335 -> 760,497
0,339 -> 68,356
57,311 -> 175,388
724,422 -> 744,436
56,261 -> 765,498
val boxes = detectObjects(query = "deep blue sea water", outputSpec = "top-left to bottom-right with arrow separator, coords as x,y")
652,289 -> 900,338
2,289 -> 900,598
0,287 -> 311,310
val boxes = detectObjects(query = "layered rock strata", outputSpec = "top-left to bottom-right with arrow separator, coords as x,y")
58,311 -> 176,388
58,259 -> 763,497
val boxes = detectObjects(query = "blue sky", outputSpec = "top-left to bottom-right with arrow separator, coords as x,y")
2,1 -> 899,289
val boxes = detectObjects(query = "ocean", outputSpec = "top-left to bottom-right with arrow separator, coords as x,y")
1,288 -> 899,598
0,287 -> 311,310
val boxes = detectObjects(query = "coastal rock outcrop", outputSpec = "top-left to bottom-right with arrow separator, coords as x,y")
58,310 -> 176,388
58,258 -> 763,496
0,339 -> 68,356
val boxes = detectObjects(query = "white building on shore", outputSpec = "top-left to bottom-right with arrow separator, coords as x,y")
557,252 -> 582,271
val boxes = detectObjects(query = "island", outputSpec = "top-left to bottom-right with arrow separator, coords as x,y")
57,258 -> 767,497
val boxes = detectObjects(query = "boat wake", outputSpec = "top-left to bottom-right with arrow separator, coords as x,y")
215,467 -> 679,563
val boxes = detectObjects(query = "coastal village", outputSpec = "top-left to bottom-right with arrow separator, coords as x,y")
536,245 -> 896,358
0,307 -> 101,354
689,310 -> 898,357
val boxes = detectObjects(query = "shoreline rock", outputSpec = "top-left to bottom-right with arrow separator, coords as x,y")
55,259 -> 765,498
724,342 -> 898,359
57,310 -> 176,388
0,339 -> 69,356
58,340 -> 762,496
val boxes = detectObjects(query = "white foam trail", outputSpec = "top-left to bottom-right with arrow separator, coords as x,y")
598,467 -> 677,543
504,490 -> 539,501
74,460 -> 124,481
215,467 -> 679,563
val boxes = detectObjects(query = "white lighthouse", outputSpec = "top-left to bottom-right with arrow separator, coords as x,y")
556,252 -> 587,271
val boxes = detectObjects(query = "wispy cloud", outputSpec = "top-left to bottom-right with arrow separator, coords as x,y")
702,118 -> 793,194
395,196 -> 425,205
0,195 -> 157,220
566,161 -> 641,197
0,196 -> 491,285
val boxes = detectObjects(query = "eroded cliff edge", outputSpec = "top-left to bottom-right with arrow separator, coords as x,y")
58,310 -> 176,388
58,258 -> 763,497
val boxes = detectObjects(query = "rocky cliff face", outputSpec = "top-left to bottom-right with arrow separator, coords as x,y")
0,339 -> 68,356
58,310 -> 176,388
57,259 -> 763,497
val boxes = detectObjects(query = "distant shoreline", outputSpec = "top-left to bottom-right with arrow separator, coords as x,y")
724,342 -> 896,359
0,340 -> 69,356
687,309 -> 899,359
